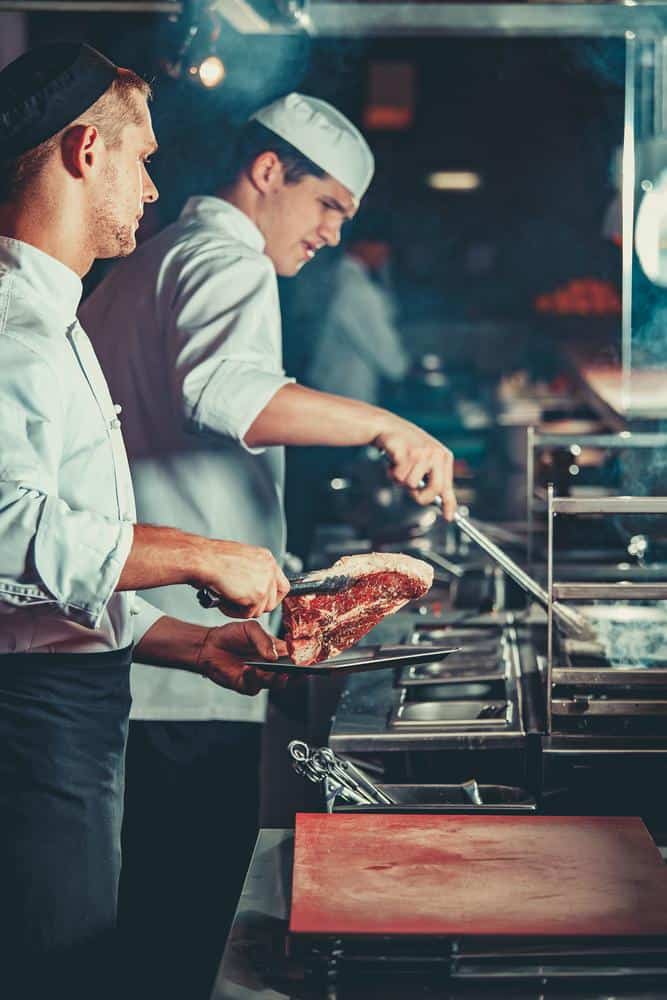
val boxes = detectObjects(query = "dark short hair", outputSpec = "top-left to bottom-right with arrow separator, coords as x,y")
221,120 -> 326,187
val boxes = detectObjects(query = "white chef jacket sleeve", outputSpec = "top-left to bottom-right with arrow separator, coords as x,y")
162,248 -> 293,453
0,336 -> 133,628
333,278 -> 409,380
130,594 -> 165,646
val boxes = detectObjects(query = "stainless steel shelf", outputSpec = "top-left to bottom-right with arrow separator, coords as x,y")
551,497 -> 667,515
310,3 -> 667,39
552,582 -> 667,600
531,432 -> 667,450
553,667 -> 667,686
552,699 -> 667,716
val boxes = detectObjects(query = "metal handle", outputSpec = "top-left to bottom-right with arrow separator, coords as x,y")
419,489 -> 595,641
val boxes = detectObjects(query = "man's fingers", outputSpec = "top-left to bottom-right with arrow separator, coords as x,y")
242,619 -> 282,660
277,567 -> 291,601
239,665 -> 287,695
216,599 -> 255,620
441,487 -> 458,522
404,454 -> 430,490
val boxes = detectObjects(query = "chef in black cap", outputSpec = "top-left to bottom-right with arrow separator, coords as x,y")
0,41 -> 290,997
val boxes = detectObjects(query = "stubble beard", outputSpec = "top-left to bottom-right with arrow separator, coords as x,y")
91,163 -> 137,259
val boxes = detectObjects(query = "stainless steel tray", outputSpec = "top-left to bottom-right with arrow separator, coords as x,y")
244,644 -> 461,676
390,698 -> 510,729
400,656 -> 506,685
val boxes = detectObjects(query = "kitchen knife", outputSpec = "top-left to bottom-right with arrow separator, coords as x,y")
197,569 -> 356,609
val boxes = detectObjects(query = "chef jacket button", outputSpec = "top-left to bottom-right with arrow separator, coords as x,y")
113,404 -> 122,415
110,418 -> 121,430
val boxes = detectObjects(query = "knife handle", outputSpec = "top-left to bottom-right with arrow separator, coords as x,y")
197,586 -> 220,609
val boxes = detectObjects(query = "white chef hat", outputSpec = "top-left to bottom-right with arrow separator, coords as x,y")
251,92 -> 374,204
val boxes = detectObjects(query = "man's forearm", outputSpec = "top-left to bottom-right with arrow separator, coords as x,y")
116,524 -> 203,592
134,614 -> 206,672
245,383 -> 394,448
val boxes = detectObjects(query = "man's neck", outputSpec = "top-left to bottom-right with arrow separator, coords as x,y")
216,182 -> 261,236
0,197 -> 92,277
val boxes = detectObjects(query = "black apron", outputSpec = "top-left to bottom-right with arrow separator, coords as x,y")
0,644 -> 132,998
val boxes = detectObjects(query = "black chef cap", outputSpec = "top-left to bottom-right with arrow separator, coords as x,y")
0,42 -> 118,158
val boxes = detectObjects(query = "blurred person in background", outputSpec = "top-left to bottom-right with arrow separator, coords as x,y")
307,210 -> 409,405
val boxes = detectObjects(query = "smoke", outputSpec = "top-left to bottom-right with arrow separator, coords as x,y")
586,604 -> 667,668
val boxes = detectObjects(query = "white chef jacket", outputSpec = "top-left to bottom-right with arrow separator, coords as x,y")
0,236 -> 163,654
307,255 -> 409,404
81,197 -> 293,722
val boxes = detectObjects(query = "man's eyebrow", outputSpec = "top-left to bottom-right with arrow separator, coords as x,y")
325,196 -> 355,220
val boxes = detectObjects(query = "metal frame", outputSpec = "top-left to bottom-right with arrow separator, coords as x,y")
3,0 -> 667,33
308,3 -> 667,38
525,428 -> 667,567
546,485 -> 667,734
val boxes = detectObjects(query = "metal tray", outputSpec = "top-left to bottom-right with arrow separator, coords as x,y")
334,783 -> 536,813
244,644 -> 461,676
400,656 -> 506,685
403,680 -> 507,703
390,698 -> 510,729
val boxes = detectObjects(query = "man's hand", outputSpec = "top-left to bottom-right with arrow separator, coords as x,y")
192,540 -> 291,619
118,526 -> 290,615
375,420 -> 457,520
198,620 -> 290,695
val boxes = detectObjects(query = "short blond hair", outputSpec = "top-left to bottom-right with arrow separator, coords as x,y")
0,67 -> 151,201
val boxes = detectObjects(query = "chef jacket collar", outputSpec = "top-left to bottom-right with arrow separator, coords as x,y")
0,236 -> 83,324
180,196 -> 265,254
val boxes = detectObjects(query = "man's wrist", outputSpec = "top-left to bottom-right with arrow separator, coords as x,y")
134,616 -> 211,673
182,532 -> 208,588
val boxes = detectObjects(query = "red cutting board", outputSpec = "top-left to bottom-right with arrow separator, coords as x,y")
290,813 -> 667,938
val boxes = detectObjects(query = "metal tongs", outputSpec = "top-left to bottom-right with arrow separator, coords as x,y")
450,506 -> 597,641
288,740 -> 395,813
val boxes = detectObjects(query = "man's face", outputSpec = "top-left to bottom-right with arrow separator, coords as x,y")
261,170 -> 357,277
92,94 -> 159,259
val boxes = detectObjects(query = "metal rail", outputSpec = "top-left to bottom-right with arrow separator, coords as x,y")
0,1 -> 180,9
525,430 -> 667,567
546,485 -> 667,739
3,0 -> 667,34
310,3 -> 667,39
551,496 -> 667,514
553,581 -> 667,599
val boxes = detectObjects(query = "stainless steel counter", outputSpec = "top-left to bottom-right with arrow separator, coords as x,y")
329,611 -> 532,754
211,829 -> 667,1000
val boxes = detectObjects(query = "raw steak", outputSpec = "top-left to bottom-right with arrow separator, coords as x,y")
283,553 -> 433,665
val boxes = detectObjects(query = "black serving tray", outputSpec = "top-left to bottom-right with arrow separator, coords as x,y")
244,644 -> 461,676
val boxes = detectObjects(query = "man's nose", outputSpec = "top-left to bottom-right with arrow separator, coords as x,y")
319,219 -> 342,247
143,166 -> 159,204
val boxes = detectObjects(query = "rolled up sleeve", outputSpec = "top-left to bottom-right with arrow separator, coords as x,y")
163,249 -> 293,454
0,337 -> 133,629
130,593 -> 165,646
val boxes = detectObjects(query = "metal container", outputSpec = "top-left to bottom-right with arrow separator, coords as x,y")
333,783 -> 536,813
390,699 -> 510,729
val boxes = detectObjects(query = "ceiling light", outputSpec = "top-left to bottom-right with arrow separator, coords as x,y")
198,54 -> 226,87
426,171 -> 482,192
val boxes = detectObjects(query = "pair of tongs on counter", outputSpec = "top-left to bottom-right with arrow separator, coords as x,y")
288,740 -> 394,812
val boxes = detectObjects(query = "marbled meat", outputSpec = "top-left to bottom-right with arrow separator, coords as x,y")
283,553 -> 433,665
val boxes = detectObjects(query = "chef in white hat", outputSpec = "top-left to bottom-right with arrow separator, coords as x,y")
81,92 -> 457,1000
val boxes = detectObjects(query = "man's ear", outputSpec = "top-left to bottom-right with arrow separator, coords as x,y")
61,124 -> 102,180
248,151 -> 283,193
